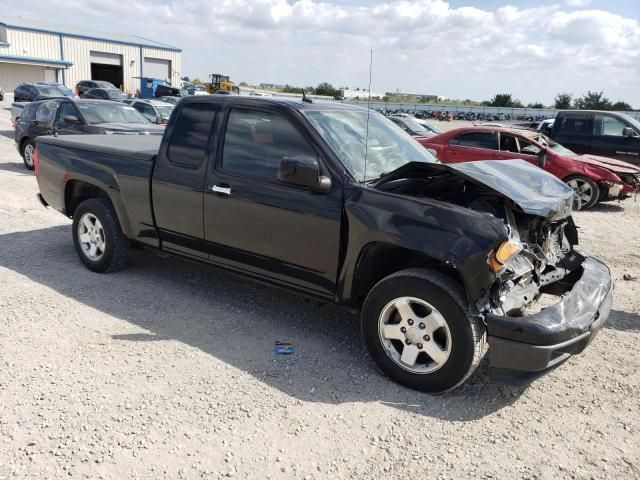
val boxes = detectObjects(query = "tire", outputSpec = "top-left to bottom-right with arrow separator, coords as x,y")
361,268 -> 486,393
72,198 -> 128,273
21,139 -> 36,170
565,175 -> 599,210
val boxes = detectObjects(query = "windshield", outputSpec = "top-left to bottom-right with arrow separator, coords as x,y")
155,105 -> 174,119
617,113 -> 640,132
306,109 -> 438,182
36,86 -> 65,98
96,81 -> 117,90
395,116 -> 430,135
76,103 -> 149,124
536,134 -> 577,157
107,90 -> 126,100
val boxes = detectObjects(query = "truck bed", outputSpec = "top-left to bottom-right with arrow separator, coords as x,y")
37,134 -> 162,162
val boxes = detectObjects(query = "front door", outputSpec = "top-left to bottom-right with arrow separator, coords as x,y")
590,113 -> 640,164
54,101 -> 87,135
203,106 -> 343,297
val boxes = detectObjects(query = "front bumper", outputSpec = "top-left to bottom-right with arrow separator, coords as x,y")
485,257 -> 613,384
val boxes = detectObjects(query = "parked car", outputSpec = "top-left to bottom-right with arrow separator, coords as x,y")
0,86 -> 4,102
128,99 -> 174,124
154,84 -> 187,98
549,110 -> 640,165
34,96 -> 612,393
37,81 -> 74,98
15,99 -> 163,169
13,83 -> 68,102
155,96 -> 181,106
75,80 -> 118,97
192,85 -> 208,96
83,88 -> 128,102
414,118 -> 443,135
423,127 -> 640,209
387,115 -> 435,143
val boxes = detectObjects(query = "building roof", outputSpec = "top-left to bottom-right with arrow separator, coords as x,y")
0,17 -> 181,52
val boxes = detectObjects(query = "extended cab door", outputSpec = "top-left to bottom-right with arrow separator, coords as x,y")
444,131 -> 497,163
551,112 -> 592,154
203,106 -> 343,297
590,113 -> 640,163
151,102 -> 218,258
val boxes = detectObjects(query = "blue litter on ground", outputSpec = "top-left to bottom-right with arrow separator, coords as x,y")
275,340 -> 294,355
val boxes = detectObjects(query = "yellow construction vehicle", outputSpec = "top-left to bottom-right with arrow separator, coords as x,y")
206,74 -> 240,94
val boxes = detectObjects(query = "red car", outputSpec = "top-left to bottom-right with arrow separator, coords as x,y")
423,127 -> 640,209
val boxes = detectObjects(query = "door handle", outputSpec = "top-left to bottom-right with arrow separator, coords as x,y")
210,184 -> 231,196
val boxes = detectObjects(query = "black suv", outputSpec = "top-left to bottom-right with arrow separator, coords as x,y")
550,110 -> 640,165
13,83 -> 67,102
75,80 -> 118,97
83,88 -> 128,102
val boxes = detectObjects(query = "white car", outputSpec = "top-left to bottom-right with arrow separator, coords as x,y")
127,99 -> 175,125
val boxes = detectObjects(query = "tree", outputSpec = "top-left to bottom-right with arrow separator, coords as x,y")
192,78 -> 203,85
181,76 -> 191,82
315,82 -> 341,99
574,91 -> 611,110
487,93 -> 516,107
527,102 -> 546,109
611,101 -> 633,111
239,81 -> 248,87
554,93 -> 572,109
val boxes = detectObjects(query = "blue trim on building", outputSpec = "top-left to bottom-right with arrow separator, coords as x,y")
0,54 -> 73,67
59,34 -> 66,85
0,21 -> 181,52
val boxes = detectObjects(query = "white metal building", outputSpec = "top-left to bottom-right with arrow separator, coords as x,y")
0,17 -> 181,95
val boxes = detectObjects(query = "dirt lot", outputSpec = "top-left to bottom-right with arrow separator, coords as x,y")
0,99 -> 638,480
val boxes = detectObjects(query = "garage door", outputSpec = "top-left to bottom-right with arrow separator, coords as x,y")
0,63 -> 49,91
143,58 -> 171,82
90,51 -> 122,66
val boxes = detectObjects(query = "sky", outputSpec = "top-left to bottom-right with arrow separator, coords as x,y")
4,0 -> 640,106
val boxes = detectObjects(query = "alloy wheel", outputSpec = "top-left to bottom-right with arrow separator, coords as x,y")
77,213 -> 106,261
378,296 -> 452,374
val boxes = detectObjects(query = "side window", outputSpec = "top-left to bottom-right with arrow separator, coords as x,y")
58,102 -> 80,122
167,102 -> 217,168
221,108 -> 316,179
35,101 -> 58,123
558,114 -> 590,134
450,132 -> 497,150
517,136 -> 542,155
499,134 -> 519,152
593,114 -> 627,137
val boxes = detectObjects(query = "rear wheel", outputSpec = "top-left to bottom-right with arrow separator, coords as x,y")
72,198 -> 128,273
565,175 -> 599,210
21,140 -> 35,170
361,268 -> 486,393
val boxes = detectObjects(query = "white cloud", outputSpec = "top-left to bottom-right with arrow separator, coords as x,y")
565,0 -> 591,7
6,0 -> 640,106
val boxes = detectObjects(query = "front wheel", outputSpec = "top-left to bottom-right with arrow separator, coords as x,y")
72,198 -> 128,273
361,268 -> 486,393
565,175 -> 599,210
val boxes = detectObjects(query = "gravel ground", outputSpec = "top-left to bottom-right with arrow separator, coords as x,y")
0,98 -> 638,480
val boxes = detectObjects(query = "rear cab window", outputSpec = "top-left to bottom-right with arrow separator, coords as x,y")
220,108 -> 316,179
35,100 -> 59,124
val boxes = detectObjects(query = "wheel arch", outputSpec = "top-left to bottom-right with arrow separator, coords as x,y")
64,179 -> 132,238
349,242 -> 471,311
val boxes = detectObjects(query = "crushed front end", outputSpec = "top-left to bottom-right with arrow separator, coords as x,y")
481,204 -> 613,384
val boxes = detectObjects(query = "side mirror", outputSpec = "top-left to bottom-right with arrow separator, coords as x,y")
622,127 -> 637,138
277,156 -> 331,193
537,151 -> 547,168
62,115 -> 81,124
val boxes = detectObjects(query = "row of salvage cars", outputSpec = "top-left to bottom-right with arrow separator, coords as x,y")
387,112 -> 640,210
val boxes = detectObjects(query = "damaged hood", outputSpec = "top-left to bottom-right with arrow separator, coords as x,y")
375,159 -> 575,220
576,154 -> 640,175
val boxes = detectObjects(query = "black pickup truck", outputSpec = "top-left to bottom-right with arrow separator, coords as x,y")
550,110 -> 640,165
34,96 -> 613,392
